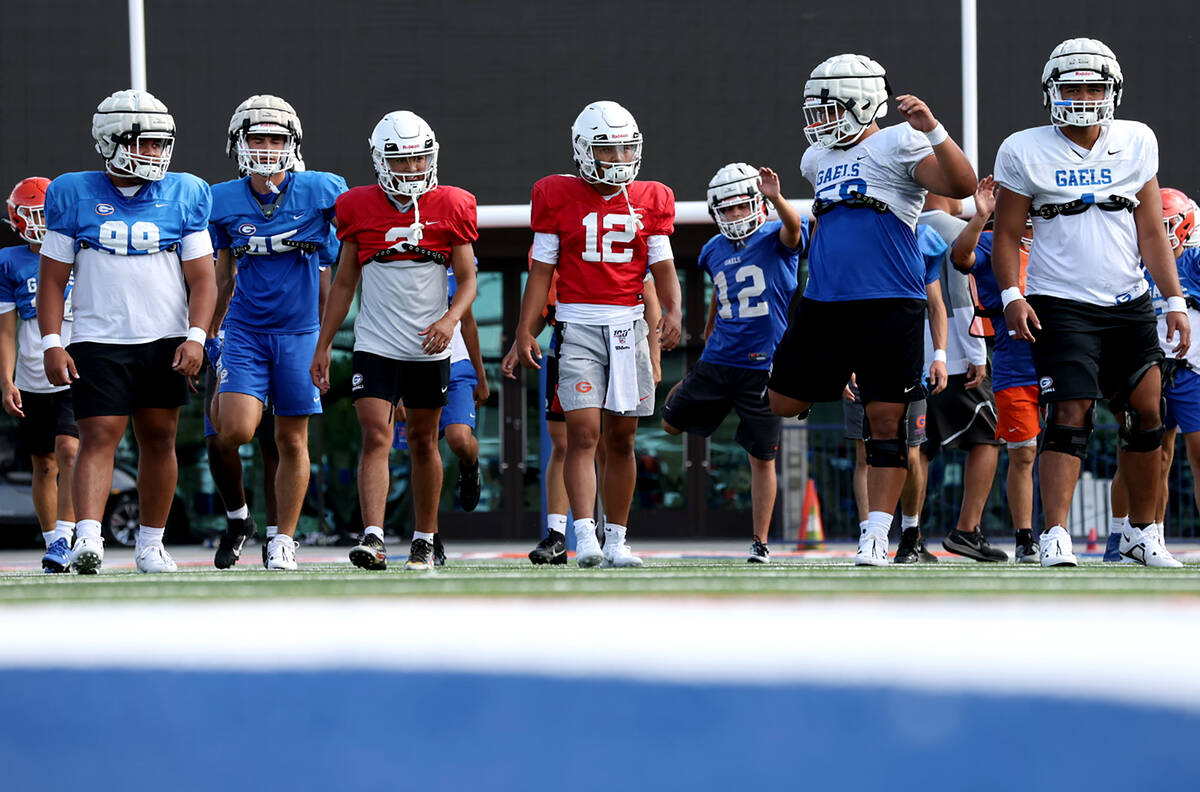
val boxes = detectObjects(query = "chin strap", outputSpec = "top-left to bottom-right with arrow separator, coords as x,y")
620,183 -> 643,231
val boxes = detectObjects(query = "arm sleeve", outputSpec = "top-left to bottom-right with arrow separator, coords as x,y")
531,232 -> 559,264
180,229 -> 214,261
40,231 -> 76,264
992,139 -> 1031,197
646,234 -> 673,265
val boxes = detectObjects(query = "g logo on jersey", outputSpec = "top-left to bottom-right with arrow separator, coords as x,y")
95,203 -> 115,216
1039,376 -> 1055,395
352,373 -> 364,390
238,223 -> 258,236
575,381 -> 593,393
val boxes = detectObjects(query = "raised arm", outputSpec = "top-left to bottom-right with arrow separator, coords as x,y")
952,175 -> 996,273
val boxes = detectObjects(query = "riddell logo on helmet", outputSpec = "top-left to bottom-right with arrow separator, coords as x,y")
576,381 -> 593,393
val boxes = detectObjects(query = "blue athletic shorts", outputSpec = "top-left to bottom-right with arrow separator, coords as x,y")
1165,366 -> 1200,434
218,325 -> 322,417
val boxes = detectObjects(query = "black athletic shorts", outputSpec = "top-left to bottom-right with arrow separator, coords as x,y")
769,296 -> 926,404
544,346 -> 564,423
923,373 -> 1003,455
351,351 -> 449,410
16,389 -> 78,456
662,360 -> 781,460
1027,293 -> 1163,406
69,338 -> 189,420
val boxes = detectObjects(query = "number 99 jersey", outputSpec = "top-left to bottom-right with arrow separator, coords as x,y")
530,174 -> 674,308
800,123 -> 932,303
698,219 -> 808,370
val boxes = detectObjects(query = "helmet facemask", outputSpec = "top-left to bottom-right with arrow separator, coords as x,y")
106,130 -> 174,181
1046,73 -> 1116,128
11,204 -> 46,243
803,97 -> 870,149
373,143 -> 439,199
707,165 -> 766,242
235,125 -> 298,177
575,138 -> 642,186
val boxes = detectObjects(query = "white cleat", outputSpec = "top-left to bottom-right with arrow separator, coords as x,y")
602,526 -> 644,568
135,543 -> 178,574
854,527 -> 890,567
574,524 -> 604,568
71,536 -> 105,575
1120,523 -> 1183,568
1039,525 -> 1078,567
266,536 -> 298,571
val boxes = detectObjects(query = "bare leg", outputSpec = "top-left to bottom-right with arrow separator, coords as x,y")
54,435 -> 77,524
272,415 -> 310,538
852,440 -> 869,523
1040,399 -> 1092,529
749,455 -> 777,544
600,414 -> 638,527
564,408 -> 602,520
355,397 -> 394,529
130,408 -> 181,528
546,420 -> 569,516
864,401 -> 909,516
30,452 -> 58,534
73,415 -> 127,522
406,407 -> 443,534
1006,444 -> 1037,531
955,443 -> 1000,532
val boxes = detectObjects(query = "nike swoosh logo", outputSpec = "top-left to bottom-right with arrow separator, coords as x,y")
292,214 -> 304,220
855,154 -> 869,161
441,386 -> 448,393
1107,149 -> 1122,155
155,202 -> 169,207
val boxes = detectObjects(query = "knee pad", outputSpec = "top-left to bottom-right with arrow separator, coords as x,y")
1039,402 -> 1093,460
865,437 -> 908,469
1119,402 -> 1166,453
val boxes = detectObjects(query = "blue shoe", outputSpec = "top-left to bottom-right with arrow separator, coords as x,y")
42,537 -> 71,573
1102,530 -> 1122,563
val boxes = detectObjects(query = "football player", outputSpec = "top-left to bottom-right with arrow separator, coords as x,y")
767,54 -> 977,566
951,175 -> 1042,562
0,177 -> 77,572
207,95 -> 346,571
312,110 -> 478,572
37,89 -> 216,574
1106,187 -> 1200,564
661,163 -> 806,563
512,100 -> 682,568
995,38 -> 1187,567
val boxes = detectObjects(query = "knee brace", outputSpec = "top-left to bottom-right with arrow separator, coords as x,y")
1039,402 -> 1093,460
865,437 -> 908,469
1119,402 -> 1166,453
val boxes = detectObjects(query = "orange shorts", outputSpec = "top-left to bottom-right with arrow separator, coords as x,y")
994,384 -> 1040,444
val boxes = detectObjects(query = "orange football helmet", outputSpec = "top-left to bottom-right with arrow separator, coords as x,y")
6,177 -> 50,244
1161,187 -> 1197,250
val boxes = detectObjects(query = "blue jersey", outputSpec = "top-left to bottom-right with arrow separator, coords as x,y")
970,232 -> 1037,390
210,171 -> 346,334
1143,248 -> 1200,314
0,244 -> 72,321
698,219 -> 807,370
42,170 -> 212,344
918,225 -> 945,287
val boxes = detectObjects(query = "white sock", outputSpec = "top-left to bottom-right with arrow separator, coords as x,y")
866,511 -> 892,537
547,513 -> 567,535
858,520 -> 869,534
55,521 -> 75,543
75,519 -> 102,541
271,533 -> 294,547
901,513 -> 919,529
266,525 -> 279,538
226,504 -> 249,520
364,525 -> 384,539
604,522 -> 627,539
573,518 -> 596,536
413,530 -> 435,544
138,525 -> 165,547
42,530 -> 56,548
1111,516 -> 1128,536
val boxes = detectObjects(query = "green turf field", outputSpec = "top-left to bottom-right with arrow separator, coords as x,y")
3,558 -> 1200,603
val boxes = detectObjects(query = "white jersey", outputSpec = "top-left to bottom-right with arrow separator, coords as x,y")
801,123 -> 931,231
448,321 -> 468,364
355,259 -> 450,362
993,120 -> 1158,307
14,316 -> 72,393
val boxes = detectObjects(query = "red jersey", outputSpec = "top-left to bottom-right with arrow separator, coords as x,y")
336,184 -> 478,265
530,174 -> 674,307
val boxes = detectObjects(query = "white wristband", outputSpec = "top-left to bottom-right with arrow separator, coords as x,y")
924,123 -> 949,146
1000,287 -> 1024,309
1167,296 -> 1188,315
933,349 -> 947,363
40,334 -> 63,352
186,327 -> 207,345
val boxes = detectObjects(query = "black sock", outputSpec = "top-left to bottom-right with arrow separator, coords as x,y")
1015,528 -> 1033,544
1130,522 -> 1151,531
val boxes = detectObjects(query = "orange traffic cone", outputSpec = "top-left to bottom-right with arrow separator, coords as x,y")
797,478 -> 825,550
1086,527 -> 1098,553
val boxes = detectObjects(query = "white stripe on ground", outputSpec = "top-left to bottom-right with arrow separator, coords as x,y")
2,598 -> 1199,712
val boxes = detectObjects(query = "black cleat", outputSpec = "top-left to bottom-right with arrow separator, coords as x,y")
1014,529 -> 1039,563
917,535 -> 938,563
261,539 -> 269,569
457,460 -> 481,512
894,527 -> 921,564
943,526 -> 1009,562
349,532 -> 388,571
528,530 -> 567,565
433,533 -> 446,568
214,516 -> 257,569
747,540 -> 770,564
405,537 -> 434,570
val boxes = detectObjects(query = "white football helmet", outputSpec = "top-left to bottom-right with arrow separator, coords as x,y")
92,89 -> 175,181
227,95 -> 303,177
707,163 -> 766,241
803,54 -> 890,149
572,101 -> 642,185
1041,38 -> 1122,127
370,111 -> 439,199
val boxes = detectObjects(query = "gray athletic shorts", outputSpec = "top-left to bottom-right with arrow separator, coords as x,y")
842,382 -> 927,447
555,319 -> 655,417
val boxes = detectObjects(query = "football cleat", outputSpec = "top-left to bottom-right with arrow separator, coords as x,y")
41,536 -> 71,573
574,523 -> 604,568
456,459 -> 481,512
747,540 -> 770,564
349,533 -> 388,571
71,536 -> 104,575
894,527 -> 920,564
943,527 -> 1009,562
266,536 -> 298,571
433,533 -> 446,568
1039,526 -> 1078,567
854,526 -> 890,567
214,515 -> 257,569
1119,524 -> 1183,568
529,531 -> 567,565
1015,531 -> 1040,564
405,538 -> 434,571
602,525 -> 643,568
1103,525 -> 1124,562
135,544 -> 178,574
